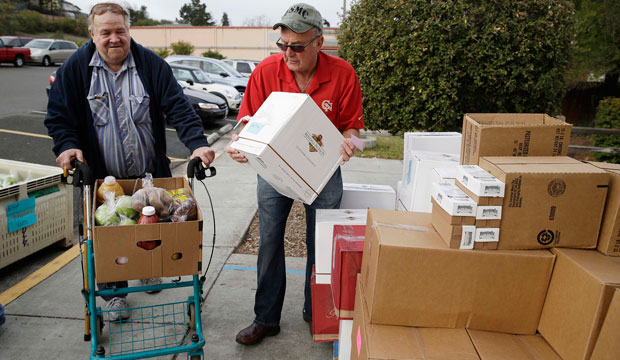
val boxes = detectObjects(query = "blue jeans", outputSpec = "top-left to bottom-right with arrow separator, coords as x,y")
254,168 -> 342,326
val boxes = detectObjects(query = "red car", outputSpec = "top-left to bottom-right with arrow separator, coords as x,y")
0,37 -> 31,67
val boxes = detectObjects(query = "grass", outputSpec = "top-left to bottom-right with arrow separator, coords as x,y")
357,135 -> 404,160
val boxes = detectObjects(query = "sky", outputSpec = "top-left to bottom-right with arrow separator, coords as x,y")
67,0 -> 348,27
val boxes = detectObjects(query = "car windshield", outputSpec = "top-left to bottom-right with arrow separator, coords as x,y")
192,69 -> 213,84
26,40 -> 51,49
217,61 -> 243,77
0,37 -> 12,43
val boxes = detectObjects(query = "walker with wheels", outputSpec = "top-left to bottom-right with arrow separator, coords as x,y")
64,158 -> 216,360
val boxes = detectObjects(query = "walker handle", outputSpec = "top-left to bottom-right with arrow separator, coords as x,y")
187,157 -> 216,181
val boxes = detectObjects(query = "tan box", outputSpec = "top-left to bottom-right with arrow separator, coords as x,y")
460,113 -> 572,165
352,276 -> 479,360
431,198 -> 475,249
361,209 -> 555,333
93,177 -> 203,283
591,288 -> 620,360
473,241 -> 498,250
476,219 -> 501,228
480,156 -> 610,249
468,330 -> 561,360
538,248 -> 620,360
587,161 -> 620,256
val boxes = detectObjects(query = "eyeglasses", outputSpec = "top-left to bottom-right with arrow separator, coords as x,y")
276,35 -> 320,53
90,2 -> 128,16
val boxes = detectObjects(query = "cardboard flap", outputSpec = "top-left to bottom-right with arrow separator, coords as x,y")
552,248 -> 620,285
468,330 -> 562,359
465,113 -> 568,126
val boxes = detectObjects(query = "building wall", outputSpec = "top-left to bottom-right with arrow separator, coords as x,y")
130,26 -> 340,60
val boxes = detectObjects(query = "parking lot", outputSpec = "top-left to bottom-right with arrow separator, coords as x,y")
0,63 -> 238,294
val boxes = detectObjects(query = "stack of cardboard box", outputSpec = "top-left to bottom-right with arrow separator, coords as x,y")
336,113 -> 620,359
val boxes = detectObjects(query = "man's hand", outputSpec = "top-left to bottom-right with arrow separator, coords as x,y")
56,148 -> 86,171
340,138 -> 356,165
226,134 -> 248,163
191,146 -> 216,167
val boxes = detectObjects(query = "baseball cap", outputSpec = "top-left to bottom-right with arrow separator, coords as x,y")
272,3 -> 323,34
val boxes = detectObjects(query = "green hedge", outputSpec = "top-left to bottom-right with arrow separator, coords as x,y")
593,97 -> 620,163
1,8 -> 88,37
338,0 -> 575,132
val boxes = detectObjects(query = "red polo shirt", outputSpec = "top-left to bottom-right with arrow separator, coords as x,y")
238,51 -> 364,133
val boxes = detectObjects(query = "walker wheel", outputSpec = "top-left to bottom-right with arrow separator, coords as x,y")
188,303 -> 196,331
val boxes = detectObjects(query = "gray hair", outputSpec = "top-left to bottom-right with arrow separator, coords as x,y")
87,3 -> 131,33
313,27 -> 323,37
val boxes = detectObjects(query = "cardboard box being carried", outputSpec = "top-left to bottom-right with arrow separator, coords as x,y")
587,161 -> 620,256
360,209 -> 555,334
340,183 -> 395,210
460,113 -> 572,165
230,92 -> 344,204
538,248 -> 620,360
467,330 -> 561,360
352,276 -> 479,360
480,156 -> 610,249
93,177 -> 203,283
591,288 -> 620,360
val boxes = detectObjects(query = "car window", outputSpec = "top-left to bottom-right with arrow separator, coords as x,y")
64,42 -> 77,49
50,42 -> 61,50
253,62 -> 260,67
223,60 -> 232,66
0,37 -> 10,44
192,69 -> 212,83
0,39 -> 5,48
60,42 -> 71,49
237,63 -> 251,73
201,61 -> 221,74
20,38 -> 33,46
172,68 -> 194,82
218,61 -> 243,77
25,40 -> 51,49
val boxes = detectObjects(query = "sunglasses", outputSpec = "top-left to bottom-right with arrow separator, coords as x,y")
90,2 -> 128,16
276,35 -> 320,53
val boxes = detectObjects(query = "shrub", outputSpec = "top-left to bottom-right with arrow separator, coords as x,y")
201,50 -> 225,59
171,40 -> 194,55
153,48 -> 171,58
338,0 -> 576,133
593,97 -> 620,163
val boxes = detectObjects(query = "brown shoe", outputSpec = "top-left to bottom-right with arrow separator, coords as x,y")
235,323 -> 280,345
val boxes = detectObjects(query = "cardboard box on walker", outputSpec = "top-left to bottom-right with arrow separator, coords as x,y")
360,209 -> 555,333
460,113 -> 572,165
537,248 -> 620,360
93,177 -> 203,283
230,92 -> 344,205
352,276 -> 479,360
479,156 -> 610,249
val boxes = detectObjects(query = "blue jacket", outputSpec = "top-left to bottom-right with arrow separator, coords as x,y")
45,39 -> 208,179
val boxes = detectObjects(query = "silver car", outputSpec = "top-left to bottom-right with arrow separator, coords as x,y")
223,59 -> 260,77
165,55 -> 248,96
25,39 -> 78,66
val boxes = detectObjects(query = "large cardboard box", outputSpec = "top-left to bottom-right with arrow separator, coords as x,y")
311,268 -> 339,342
538,248 -> 620,360
93,177 -> 203,283
352,277 -> 479,360
400,151 -> 459,212
230,92 -> 344,204
360,209 -> 555,333
587,161 -> 620,256
340,183 -> 395,210
460,113 -> 572,165
467,330 -> 561,360
316,209 -> 367,284
591,288 -> 620,360
479,156 -> 610,249
331,224 -> 365,318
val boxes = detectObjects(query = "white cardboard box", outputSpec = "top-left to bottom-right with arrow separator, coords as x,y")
400,151 -> 459,212
456,165 -> 506,197
430,167 -> 457,185
340,183 -> 396,210
430,182 -> 478,216
403,132 -> 462,154
338,319 -> 353,360
231,92 -> 344,204
315,209 -> 367,284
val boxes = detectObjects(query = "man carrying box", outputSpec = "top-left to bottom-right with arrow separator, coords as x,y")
226,3 -> 364,345
45,3 -> 215,321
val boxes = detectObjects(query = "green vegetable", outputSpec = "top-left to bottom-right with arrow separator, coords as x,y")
95,203 -> 119,226
116,195 -> 139,219
119,218 -> 137,225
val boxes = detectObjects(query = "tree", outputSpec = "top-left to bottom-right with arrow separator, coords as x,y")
242,15 -> 271,27
178,0 -> 215,26
128,5 -> 148,25
221,12 -> 230,26
338,0 -> 575,133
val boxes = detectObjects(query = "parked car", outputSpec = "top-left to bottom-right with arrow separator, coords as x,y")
46,71 -> 56,96
25,39 -> 78,66
0,38 -> 30,67
165,55 -> 248,96
182,87 -> 228,124
169,63 -> 242,111
0,36 -> 34,47
222,59 -> 260,77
